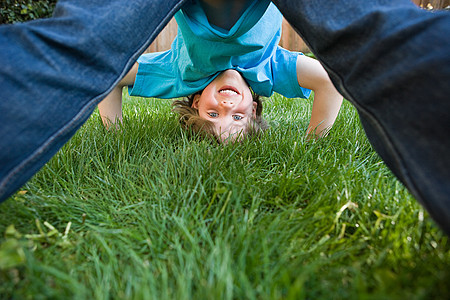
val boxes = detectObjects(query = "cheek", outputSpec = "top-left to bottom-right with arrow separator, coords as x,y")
195,95 -> 216,119
198,88 -> 216,107
243,90 -> 254,111
193,82 -> 216,108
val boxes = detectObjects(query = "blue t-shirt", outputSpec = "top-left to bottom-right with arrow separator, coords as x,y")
130,0 -> 311,99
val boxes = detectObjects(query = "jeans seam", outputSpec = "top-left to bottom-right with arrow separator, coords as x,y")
0,0 -> 187,199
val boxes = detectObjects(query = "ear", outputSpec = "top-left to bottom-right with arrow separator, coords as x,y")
252,101 -> 258,118
191,94 -> 201,109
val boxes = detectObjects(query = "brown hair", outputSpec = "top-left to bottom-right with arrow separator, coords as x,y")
172,91 -> 268,143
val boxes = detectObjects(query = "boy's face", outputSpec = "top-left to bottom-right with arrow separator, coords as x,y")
192,69 -> 257,142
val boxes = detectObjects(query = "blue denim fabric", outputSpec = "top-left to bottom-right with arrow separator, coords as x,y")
273,0 -> 450,234
0,0 -> 187,201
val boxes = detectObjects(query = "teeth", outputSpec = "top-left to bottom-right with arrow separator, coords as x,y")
219,89 -> 238,96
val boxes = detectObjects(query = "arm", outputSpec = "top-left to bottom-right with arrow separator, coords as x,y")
98,85 -> 123,128
296,54 -> 343,138
98,62 -> 139,128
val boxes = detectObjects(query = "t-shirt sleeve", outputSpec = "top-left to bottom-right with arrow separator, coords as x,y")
128,48 -> 215,99
271,46 -> 312,99
128,50 -> 181,99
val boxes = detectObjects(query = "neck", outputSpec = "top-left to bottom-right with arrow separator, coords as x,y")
199,0 -> 251,30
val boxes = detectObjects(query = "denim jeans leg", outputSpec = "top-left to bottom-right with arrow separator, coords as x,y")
273,0 -> 450,234
0,0 -> 187,201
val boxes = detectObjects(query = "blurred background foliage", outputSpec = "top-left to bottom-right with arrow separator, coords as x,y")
0,0 -> 57,24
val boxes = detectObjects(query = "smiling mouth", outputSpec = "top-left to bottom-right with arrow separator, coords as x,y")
219,86 -> 240,96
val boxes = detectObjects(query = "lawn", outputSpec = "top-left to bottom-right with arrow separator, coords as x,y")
0,91 -> 448,299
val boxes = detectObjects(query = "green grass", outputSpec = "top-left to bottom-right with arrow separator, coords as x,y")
0,92 -> 448,299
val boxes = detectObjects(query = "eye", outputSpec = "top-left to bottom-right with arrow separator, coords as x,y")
208,112 -> 218,118
232,115 -> 243,121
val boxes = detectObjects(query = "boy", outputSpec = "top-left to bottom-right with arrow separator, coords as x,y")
98,0 -> 343,142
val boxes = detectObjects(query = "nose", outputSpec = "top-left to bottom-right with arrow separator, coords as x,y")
220,99 -> 235,108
